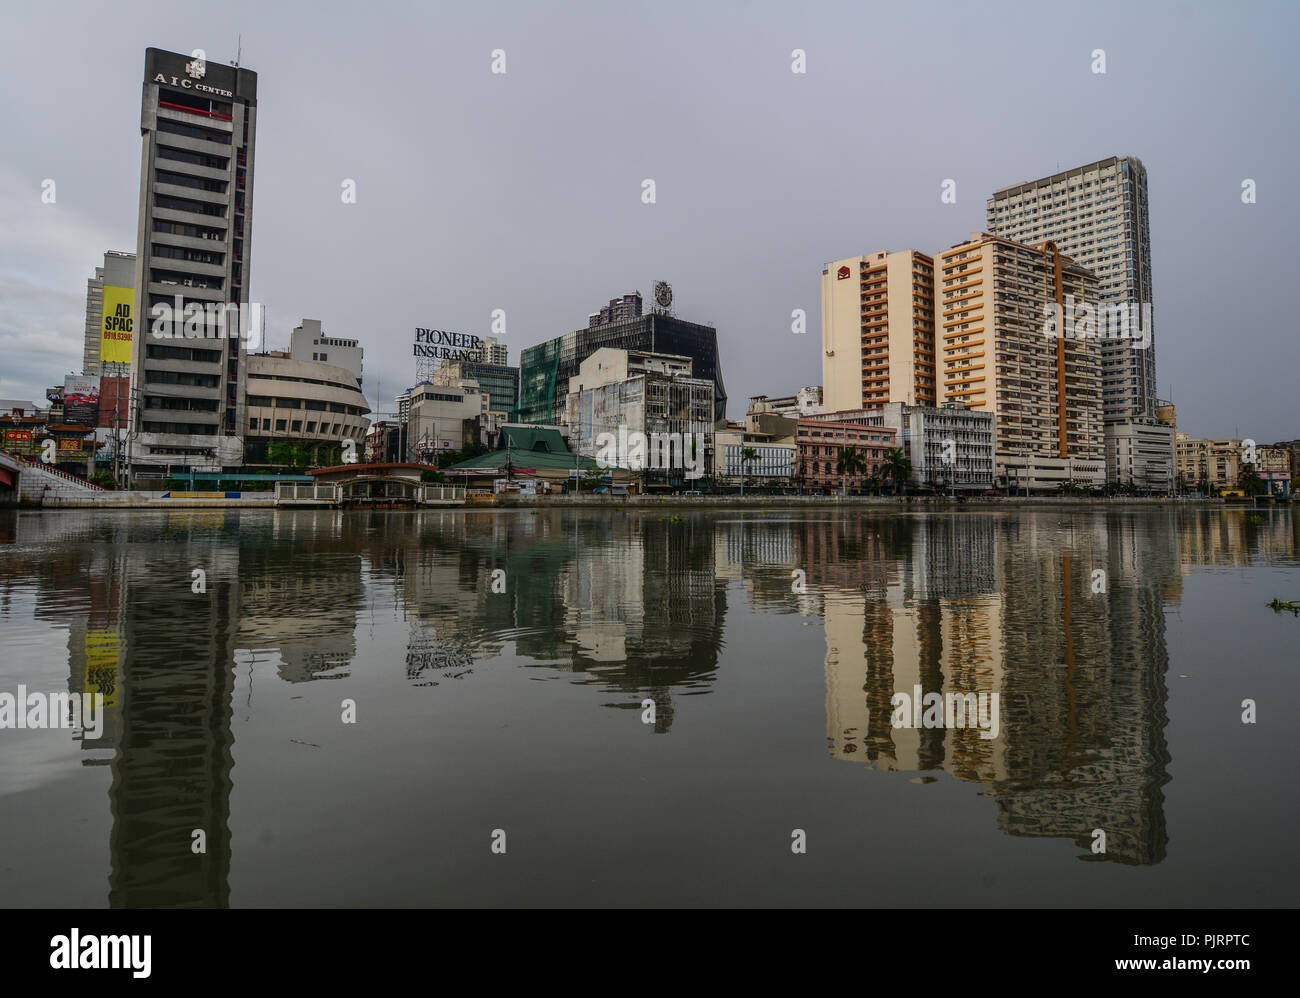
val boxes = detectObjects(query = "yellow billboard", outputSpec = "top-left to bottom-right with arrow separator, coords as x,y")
84,629 -> 120,708
99,285 -> 134,365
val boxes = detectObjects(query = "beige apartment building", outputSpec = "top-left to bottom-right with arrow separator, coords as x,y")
1175,435 -> 1250,489
935,232 -> 1104,490
821,250 -> 937,412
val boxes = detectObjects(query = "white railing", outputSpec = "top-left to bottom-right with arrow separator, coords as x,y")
420,485 -> 466,503
275,483 -> 337,501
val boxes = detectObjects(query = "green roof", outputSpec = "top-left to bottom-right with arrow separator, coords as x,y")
500,425 -> 570,455
444,448 -> 607,472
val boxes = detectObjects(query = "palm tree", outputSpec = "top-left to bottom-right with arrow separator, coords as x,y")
835,445 -> 867,497
740,446 -> 757,496
882,447 -> 912,496
1239,462 -> 1266,497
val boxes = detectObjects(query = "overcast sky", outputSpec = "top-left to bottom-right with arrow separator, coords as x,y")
1,0 -> 1296,440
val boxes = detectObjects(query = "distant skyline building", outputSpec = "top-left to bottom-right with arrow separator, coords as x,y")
588,292 -> 643,328
821,250 -> 937,412
471,335 -> 509,366
127,47 -> 258,478
986,156 -> 1156,422
749,386 -> 824,419
518,311 -> 727,425
432,355 -> 519,416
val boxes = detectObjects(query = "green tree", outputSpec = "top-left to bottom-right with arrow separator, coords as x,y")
835,445 -> 867,497
740,446 -> 757,496
1239,463 -> 1266,497
882,447 -> 912,495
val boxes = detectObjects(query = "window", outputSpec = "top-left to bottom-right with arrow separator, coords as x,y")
275,419 -> 287,431
155,117 -> 231,145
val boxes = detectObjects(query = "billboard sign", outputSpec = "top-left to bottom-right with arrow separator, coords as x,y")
1,428 -> 34,454
62,376 -> 100,427
413,328 -> 482,362
100,285 -> 134,365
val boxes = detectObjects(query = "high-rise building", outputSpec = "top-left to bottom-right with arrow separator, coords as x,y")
470,335 -> 509,366
432,336 -> 519,416
986,156 -> 1155,422
127,48 -> 257,478
588,292 -> 643,328
518,311 -> 727,425
821,250 -> 937,411
84,251 -> 137,377
935,232 -> 1104,491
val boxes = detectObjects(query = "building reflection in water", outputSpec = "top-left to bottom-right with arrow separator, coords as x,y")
0,504 -> 1294,906
798,511 -> 1180,865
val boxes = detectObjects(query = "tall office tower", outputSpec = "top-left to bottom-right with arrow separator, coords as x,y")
935,233 -> 1104,491
986,156 -> 1155,421
820,250 -> 936,412
127,48 -> 257,479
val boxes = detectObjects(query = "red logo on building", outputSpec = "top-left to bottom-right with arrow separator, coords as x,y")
836,265 -> 851,280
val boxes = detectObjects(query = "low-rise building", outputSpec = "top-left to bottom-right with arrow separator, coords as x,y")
875,401 -> 995,492
1256,446 -> 1292,498
1175,433 -> 1209,490
406,380 -> 486,463
1176,436 -> 1253,491
796,411 -> 897,492
1105,420 -> 1176,493
443,423 -> 629,491
565,348 -> 714,486
244,351 -> 372,466
713,421 -> 796,487
748,387 -> 824,420
365,420 -> 403,464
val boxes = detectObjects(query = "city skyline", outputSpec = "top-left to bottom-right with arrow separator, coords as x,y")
1,1 -> 1297,443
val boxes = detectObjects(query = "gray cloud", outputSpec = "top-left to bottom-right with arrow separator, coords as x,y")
1,0 -> 1296,439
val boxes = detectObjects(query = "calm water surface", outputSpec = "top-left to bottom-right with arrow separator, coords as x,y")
0,506 -> 1296,907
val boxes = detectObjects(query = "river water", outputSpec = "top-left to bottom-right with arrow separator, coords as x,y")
0,505 -> 1296,907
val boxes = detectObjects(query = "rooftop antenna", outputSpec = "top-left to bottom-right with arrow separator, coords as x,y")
232,35 -> 241,68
